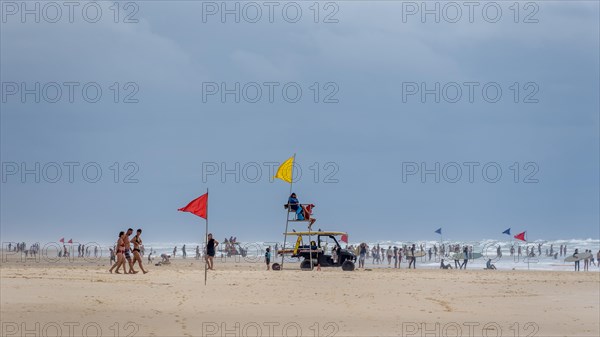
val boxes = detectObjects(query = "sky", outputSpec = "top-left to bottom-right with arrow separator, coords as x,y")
1,0 -> 599,245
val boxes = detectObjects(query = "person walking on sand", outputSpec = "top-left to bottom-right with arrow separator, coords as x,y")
182,244 -> 187,259
131,229 -> 148,274
359,243 -> 367,268
109,231 -> 126,274
205,233 -> 219,270
173,246 -> 177,257
265,247 -> 271,270
124,228 -> 136,274
408,244 -> 416,269
195,245 -> 201,259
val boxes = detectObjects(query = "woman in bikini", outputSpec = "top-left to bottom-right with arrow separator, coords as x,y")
131,229 -> 148,274
109,231 -> 126,274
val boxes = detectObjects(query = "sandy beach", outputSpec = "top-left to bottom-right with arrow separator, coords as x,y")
1,256 -> 598,337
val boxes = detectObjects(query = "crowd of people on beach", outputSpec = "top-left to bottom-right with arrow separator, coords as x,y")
6,242 -> 40,257
329,242 -> 600,271
4,236 -> 599,273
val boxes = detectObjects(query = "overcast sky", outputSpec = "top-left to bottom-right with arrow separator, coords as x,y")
1,1 -> 598,244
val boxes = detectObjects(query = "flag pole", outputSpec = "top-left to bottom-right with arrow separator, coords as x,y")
281,153 -> 296,269
204,188 -> 209,285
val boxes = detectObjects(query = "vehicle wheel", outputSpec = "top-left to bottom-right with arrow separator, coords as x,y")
341,260 -> 355,271
272,263 -> 281,271
300,260 -> 313,271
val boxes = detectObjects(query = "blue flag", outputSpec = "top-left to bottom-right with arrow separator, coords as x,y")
502,228 -> 511,235
435,228 -> 442,235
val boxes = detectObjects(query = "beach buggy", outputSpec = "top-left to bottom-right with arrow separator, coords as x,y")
276,231 -> 357,271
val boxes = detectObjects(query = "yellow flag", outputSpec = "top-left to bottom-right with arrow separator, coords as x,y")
274,156 -> 294,183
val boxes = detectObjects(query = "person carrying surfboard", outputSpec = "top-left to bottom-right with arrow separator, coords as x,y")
408,244 -> 416,269
573,249 -> 580,271
460,246 -> 469,270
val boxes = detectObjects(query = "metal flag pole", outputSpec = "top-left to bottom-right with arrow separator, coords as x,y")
204,188 -> 209,286
281,154 -> 296,269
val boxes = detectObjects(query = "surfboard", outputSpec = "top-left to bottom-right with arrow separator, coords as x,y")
452,253 -> 483,260
405,251 -> 426,258
564,252 -> 592,262
284,231 -> 346,236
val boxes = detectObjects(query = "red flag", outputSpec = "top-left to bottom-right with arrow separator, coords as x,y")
514,231 -> 526,242
68,239 -> 73,244
178,193 -> 208,219
59,238 -> 64,243
341,234 -> 348,243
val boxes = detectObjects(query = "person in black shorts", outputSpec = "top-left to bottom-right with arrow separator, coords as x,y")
205,233 -> 219,270
131,229 -> 148,274
408,244 -> 416,269
265,247 -> 271,270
